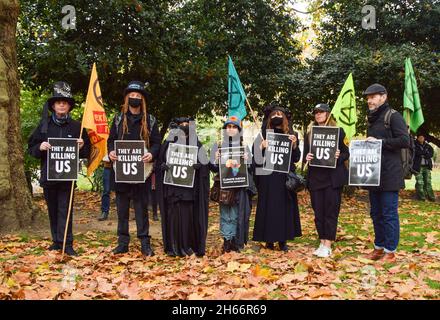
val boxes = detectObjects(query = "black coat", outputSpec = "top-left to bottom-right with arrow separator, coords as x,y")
252,131 -> 302,242
366,103 -> 410,191
413,140 -> 434,171
27,116 -> 91,189
107,111 -> 161,193
156,137 -> 210,256
303,126 -> 349,191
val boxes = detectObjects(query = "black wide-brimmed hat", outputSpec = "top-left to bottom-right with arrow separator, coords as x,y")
124,81 -> 150,102
47,81 -> 75,111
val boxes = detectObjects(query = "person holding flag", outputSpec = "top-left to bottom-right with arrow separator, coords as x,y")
108,81 -> 161,257
27,82 -> 91,256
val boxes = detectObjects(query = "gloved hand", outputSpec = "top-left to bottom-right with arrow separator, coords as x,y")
193,163 -> 202,170
161,163 -> 170,172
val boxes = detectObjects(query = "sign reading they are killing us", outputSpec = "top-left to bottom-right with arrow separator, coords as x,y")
47,138 -> 79,181
114,140 -> 145,183
219,147 -> 249,189
263,132 -> 293,173
309,126 -> 340,168
349,140 -> 382,186
164,143 -> 198,188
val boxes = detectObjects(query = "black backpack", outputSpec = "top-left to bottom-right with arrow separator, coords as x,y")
383,109 -> 418,179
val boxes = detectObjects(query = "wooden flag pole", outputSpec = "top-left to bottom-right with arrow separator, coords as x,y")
245,98 -> 264,140
61,119 -> 85,258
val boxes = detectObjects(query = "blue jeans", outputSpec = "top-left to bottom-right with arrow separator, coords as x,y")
101,167 -> 111,213
369,191 -> 400,253
220,205 -> 238,240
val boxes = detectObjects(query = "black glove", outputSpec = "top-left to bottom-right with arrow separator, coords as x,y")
192,163 -> 202,170
160,163 -> 170,172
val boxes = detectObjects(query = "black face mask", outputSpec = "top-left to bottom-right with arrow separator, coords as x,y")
128,97 -> 142,108
179,125 -> 189,135
271,116 -> 283,126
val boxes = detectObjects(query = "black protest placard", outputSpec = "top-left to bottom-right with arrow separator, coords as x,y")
219,147 -> 249,189
263,132 -> 292,173
309,126 -> 340,168
114,140 -> 145,183
47,138 -> 79,181
349,140 -> 382,186
163,143 -> 199,188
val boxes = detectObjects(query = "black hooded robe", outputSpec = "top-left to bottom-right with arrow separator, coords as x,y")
252,131 -> 302,242
156,138 -> 210,257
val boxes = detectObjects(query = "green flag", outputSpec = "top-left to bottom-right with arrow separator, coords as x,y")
404,57 -> 424,133
331,73 -> 357,140
228,56 -> 247,120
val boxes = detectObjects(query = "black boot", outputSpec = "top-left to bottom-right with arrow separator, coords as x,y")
98,211 -> 109,221
64,246 -> 78,256
231,238 -> 241,253
222,238 -> 231,253
48,242 -> 61,251
279,241 -> 288,252
266,242 -> 274,250
141,237 -> 154,257
113,244 -> 129,254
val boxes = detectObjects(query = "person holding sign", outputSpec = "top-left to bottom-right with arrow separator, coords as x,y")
303,104 -> 349,258
252,104 -> 301,252
107,81 -> 161,256
156,117 -> 210,257
362,84 -> 410,263
210,116 -> 255,253
27,82 -> 90,256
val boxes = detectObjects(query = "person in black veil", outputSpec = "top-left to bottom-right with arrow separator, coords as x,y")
252,104 -> 302,251
156,117 -> 210,257
209,116 -> 256,253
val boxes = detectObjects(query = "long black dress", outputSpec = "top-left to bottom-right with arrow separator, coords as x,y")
156,134 -> 210,257
252,129 -> 302,242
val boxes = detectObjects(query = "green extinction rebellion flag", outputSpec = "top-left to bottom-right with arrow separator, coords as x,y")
404,57 -> 424,133
331,73 -> 357,141
228,56 -> 247,120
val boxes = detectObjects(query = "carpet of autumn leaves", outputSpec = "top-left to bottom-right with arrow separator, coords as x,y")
0,189 -> 439,300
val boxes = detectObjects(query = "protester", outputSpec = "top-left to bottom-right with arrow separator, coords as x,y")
98,154 -> 113,221
156,117 -> 210,257
363,84 -> 410,263
252,104 -> 302,251
210,116 -> 255,253
28,81 -> 91,256
413,133 -> 436,202
108,81 -> 161,256
303,103 -> 349,258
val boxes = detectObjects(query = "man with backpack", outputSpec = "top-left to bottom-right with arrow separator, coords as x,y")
363,84 -> 410,263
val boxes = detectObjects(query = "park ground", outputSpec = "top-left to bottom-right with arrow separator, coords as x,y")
0,171 -> 439,300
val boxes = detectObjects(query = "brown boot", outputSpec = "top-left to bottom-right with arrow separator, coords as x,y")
381,252 -> 396,263
364,248 -> 384,261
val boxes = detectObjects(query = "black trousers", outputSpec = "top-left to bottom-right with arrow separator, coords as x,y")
116,186 -> 149,245
310,186 -> 342,241
43,187 -> 74,246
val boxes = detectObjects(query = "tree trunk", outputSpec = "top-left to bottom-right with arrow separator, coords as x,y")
0,0 -> 35,232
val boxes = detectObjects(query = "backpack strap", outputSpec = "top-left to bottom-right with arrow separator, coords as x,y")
384,108 -> 397,130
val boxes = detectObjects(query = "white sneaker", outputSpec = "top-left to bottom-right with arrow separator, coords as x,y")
316,246 -> 332,258
313,244 -> 324,256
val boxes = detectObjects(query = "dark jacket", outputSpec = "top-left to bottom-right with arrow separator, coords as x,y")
27,116 -> 91,189
366,103 -> 410,191
413,140 -> 434,171
303,126 -> 349,191
107,111 -> 161,192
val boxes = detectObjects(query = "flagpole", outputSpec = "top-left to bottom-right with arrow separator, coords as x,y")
245,98 -> 264,139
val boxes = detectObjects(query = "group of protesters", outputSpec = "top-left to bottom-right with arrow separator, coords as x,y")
28,80 -> 436,263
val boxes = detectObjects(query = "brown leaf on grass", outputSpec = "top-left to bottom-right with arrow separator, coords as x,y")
307,288 -> 333,299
